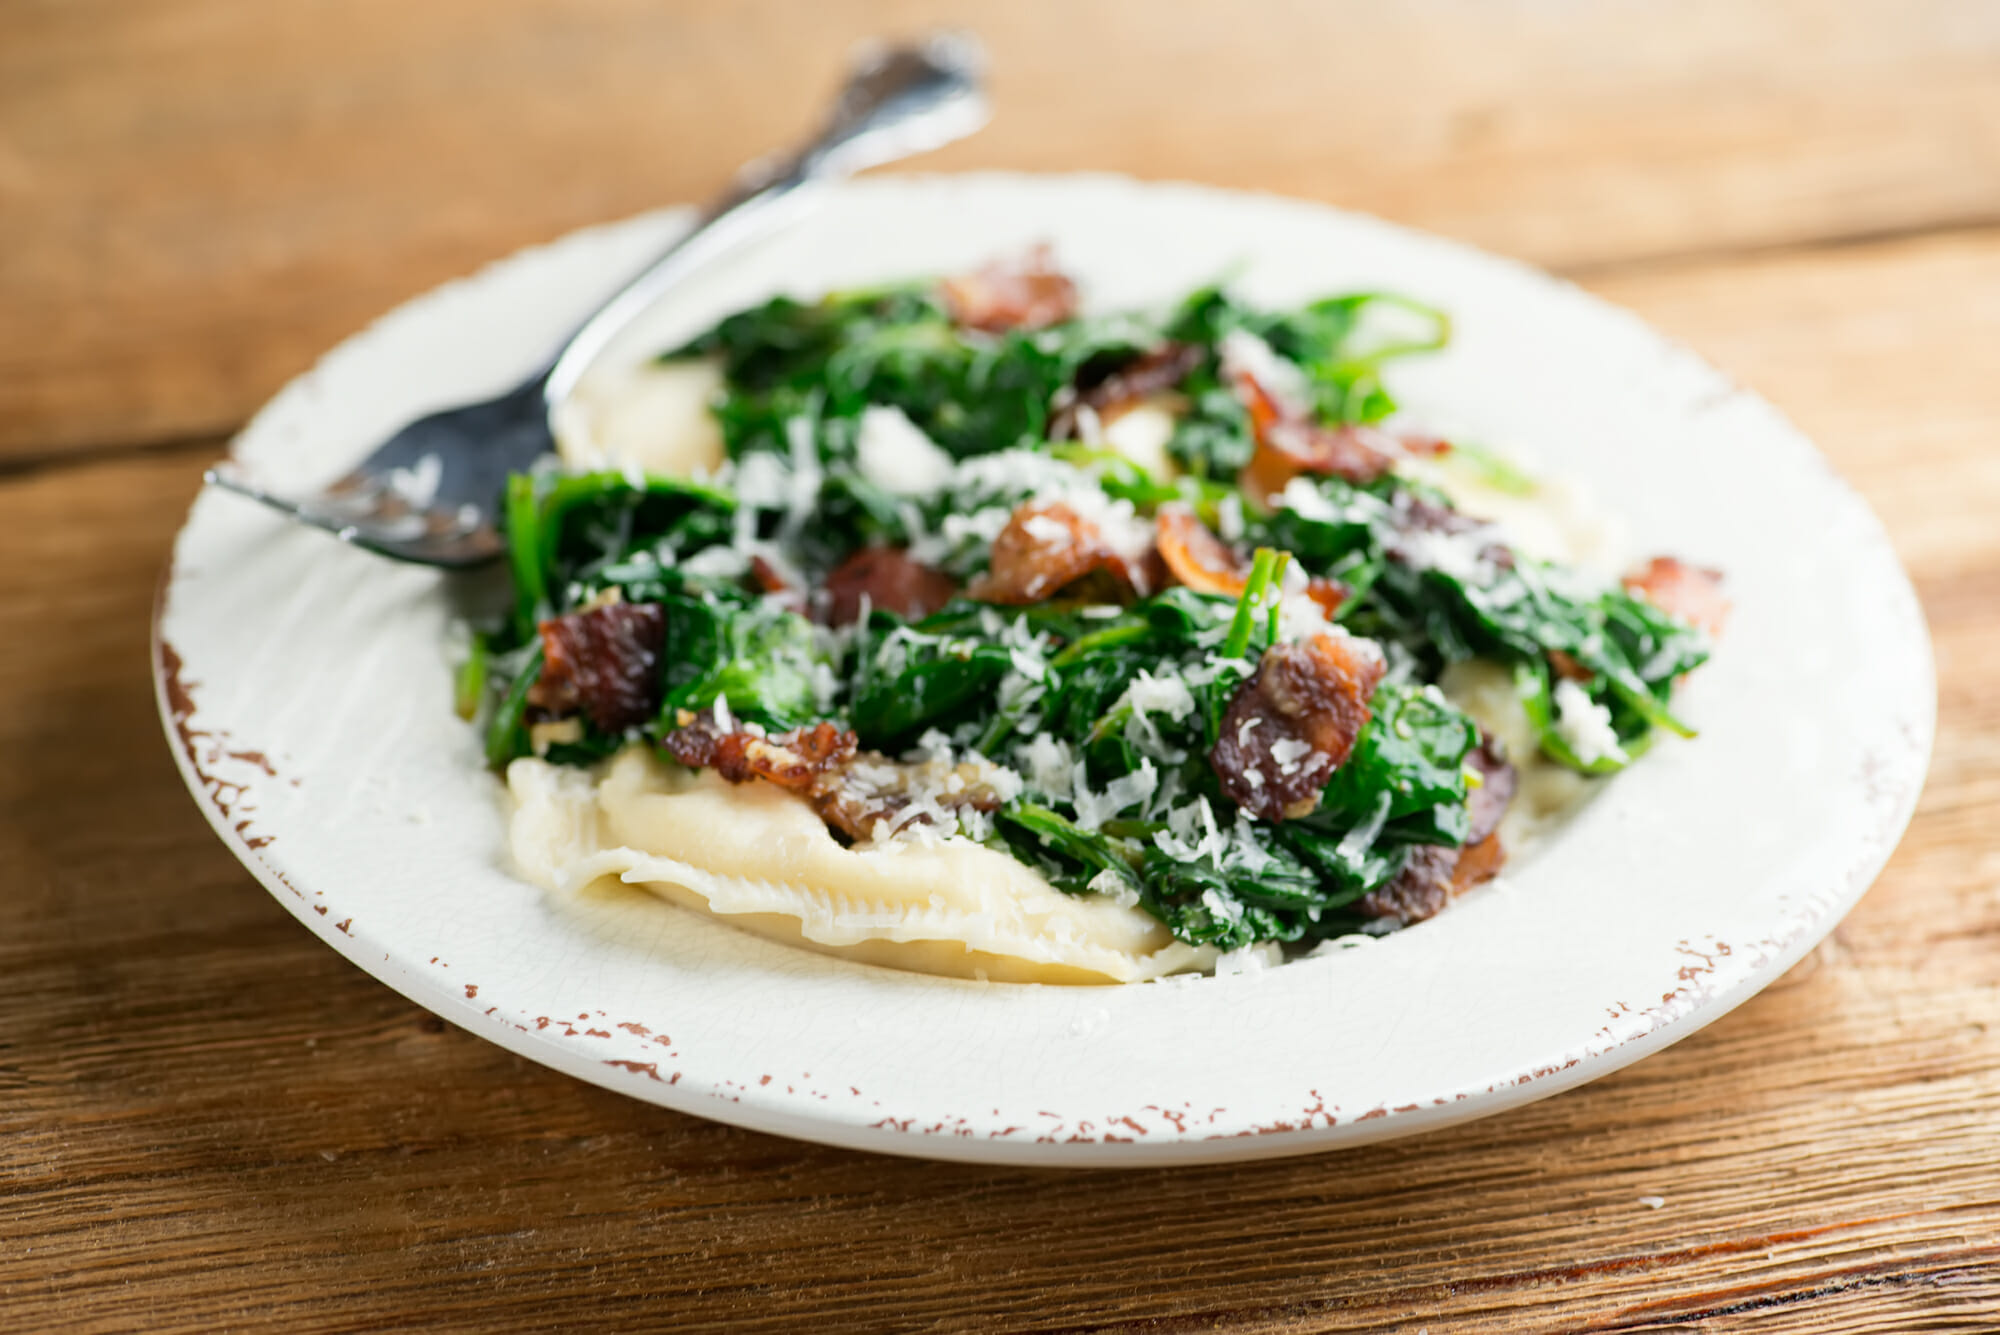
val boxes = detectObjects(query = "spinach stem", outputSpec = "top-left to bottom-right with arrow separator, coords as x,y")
1222,547 -> 1284,660
453,632 -> 489,722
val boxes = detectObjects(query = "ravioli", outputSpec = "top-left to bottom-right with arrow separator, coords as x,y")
509,747 -> 1217,984
551,357 -> 728,478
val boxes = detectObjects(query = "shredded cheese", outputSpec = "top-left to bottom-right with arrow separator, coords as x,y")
856,405 -> 955,498
1553,679 -> 1628,766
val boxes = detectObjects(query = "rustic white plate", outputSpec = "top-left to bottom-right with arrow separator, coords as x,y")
155,174 -> 1932,1165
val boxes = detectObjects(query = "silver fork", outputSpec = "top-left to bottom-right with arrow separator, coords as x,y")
207,33 -> 989,568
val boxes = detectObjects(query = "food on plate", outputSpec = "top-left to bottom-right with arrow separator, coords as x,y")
466,250 -> 1724,983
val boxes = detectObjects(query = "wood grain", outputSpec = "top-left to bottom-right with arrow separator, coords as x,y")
5,227 -> 2000,1333
9,2 -> 2000,1328
8,0 -> 2000,461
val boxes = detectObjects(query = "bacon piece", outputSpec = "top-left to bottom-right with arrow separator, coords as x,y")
810,756 -> 1014,844
1228,353 -> 1453,503
1156,506 -> 1247,598
1357,845 -> 1457,926
1357,833 -> 1510,927
1357,735 -> 1515,926
1229,368 -> 1400,502
749,555 -> 791,595
1464,737 -> 1517,847
526,602 -> 666,734
1452,832 -> 1507,891
1352,835 -> 1504,927
745,554 -> 814,617
1049,341 -> 1205,440
940,245 -> 1079,333
1210,630 -> 1387,821
663,712 -> 1007,845
1240,420 -> 1406,503
1393,491 -> 1482,537
1547,649 -> 1592,683
664,713 -> 857,789
967,501 -> 1141,606
1624,556 -> 1730,637
1155,508 -> 1349,615
1383,490 -> 1514,572
1300,578 -> 1350,619
821,547 -> 958,626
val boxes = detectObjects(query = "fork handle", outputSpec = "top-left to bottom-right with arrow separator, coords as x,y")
541,32 -> 988,407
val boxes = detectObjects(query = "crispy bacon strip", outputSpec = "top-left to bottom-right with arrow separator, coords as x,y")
810,756 -> 1014,844
663,713 -> 857,789
1451,833 -> 1507,890
1155,507 -> 1246,598
1241,422 -> 1406,503
1383,491 -> 1514,573
1155,508 -> 1347,616
526,602 -> 666,734
1464,737 -> 1517,847
1358,738 -> 1516,926
1231,370 -> 1392,501
1355,845 -> 1462,927
1303,577 -> 1350,617
748,555 -> 791,595
967,501 -> 1141,606
1624,556 -> 1730,637
1393,491 -> 1482,538
821,547 -> 958,627
1547,650 -> 1592,682
1049,341 -> 1205,440
744,554 -> 814,617
1210,630 -> 1387,821
940,245 -> 1079,333
662,712 -> 1008,844
1230,362 -> 1449,503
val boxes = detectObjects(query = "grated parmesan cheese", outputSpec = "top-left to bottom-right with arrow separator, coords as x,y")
731,451 -> 792,510
1405,529 -> 1492,580
1018,734 -> 1075,800
1085,867 -> 1142,909
1216,491 -> 1246,542
855,405 -> 955,498
1060,486 -> 1157,567
1218,329 -> 1311,417
1200,887 -> 1246,926
1071,757 -> 1159,830
1553,679 -> 1628,766
780,417 -> 824,541
1022,512 -> 1079,546
1120,669 -> 1196,723
1213,942 -> 1282,975
1276,591 -> 1331,644
679,545 -> 750,578
1156,796 -> 1230,866
1270,736 -> 1311,776
908,505 -> 1013,565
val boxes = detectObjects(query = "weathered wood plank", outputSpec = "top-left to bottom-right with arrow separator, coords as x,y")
3,224 -> 1999,1328
7,0 -> 2000,460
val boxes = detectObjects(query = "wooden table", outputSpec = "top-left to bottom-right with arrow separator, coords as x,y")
7,2 -> 1999,1329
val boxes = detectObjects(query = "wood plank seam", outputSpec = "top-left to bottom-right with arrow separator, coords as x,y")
1553,212 -> 2000,282
12,213 -> 2000,473
0,430 -> 234,482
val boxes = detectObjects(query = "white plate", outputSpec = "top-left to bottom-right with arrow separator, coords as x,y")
155,174 -> 1933,1165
